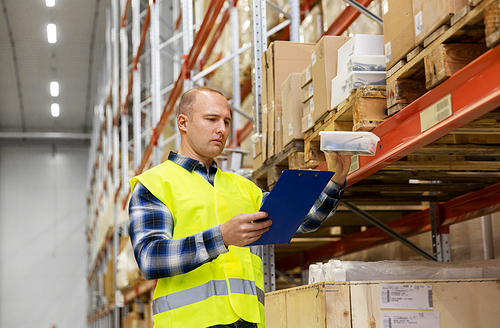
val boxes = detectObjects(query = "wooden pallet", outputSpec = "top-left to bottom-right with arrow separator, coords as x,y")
252,139 -> 305,191
302,86 -> 387,167
386,0 -> 500,116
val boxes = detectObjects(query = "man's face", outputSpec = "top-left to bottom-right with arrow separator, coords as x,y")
179,91 -> 232,164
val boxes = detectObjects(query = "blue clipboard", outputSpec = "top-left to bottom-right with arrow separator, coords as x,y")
248,169 -> 334,246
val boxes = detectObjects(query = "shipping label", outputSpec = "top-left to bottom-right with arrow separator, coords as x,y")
415,11 -> 423,36
380,284 -> 433,309
381,311 -> 440,328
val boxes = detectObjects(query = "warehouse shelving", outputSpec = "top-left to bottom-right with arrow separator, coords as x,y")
272,0 -> 500,272
86,0 -> 500,326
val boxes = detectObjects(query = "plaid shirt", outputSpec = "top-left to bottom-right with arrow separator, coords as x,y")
129,152 -> 346,280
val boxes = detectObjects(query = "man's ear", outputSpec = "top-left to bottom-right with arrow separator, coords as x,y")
178,114 -> 189,132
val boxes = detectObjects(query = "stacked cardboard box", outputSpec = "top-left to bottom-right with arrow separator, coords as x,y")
262,41 -> 315,161
300,65 -> 314,134
383,0 -> 415,70
252,137 -> 263,171
311,36 -> 350,122
413,0 -> 468,45
281,73 -> 304,147
301,36 -> 350,133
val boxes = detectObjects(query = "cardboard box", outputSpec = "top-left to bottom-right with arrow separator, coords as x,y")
262,108 -> 268,162
275,110 -> 283,153
267,41 -> 315,105
252,139 -> 262,159
413,0 -> 469,45
253,153 -> 263,171
301,81 -> 314,103
311,36 -> 350,123
303,97 -> 314,118
266,41 -> 315,158
302,114 -> 314,134
268,104 -> 276,157
266,280 -> 500,328
145,300 -> 154,328
301,65 -> 312,87
261,51 -> 268,162
383,0 -> 415,70
281,73 -> 304,147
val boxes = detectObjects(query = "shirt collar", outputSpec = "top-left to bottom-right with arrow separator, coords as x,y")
167,151 -> 218,173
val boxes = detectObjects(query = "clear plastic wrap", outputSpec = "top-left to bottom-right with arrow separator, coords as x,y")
309,259 -> 500,283
116,240 -> 141,290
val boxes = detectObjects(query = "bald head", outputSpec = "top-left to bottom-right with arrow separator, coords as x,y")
178,87 -> 226,120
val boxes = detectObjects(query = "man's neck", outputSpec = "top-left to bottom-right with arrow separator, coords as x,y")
177,149 -> 213,169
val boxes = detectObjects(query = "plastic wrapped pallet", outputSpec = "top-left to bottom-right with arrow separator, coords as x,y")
300,4 -> 323,43
117,240 -> 141,290
321,0 -> 347,33
347,0 -> 383,36
309,259 -> 500,282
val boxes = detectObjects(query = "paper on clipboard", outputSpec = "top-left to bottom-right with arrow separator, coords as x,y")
248,169 -> 334,246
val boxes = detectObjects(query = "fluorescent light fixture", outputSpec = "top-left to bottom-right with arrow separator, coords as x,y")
51,103 -> 60,117
50,81 -> 59,97
46,0 -> 55,7
47,23 -> 57,44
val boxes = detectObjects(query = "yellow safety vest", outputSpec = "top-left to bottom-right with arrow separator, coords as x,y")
131,160 -> 265,328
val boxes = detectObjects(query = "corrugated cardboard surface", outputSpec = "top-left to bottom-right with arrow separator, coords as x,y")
261,51 -> 268,162
301,80 -> 314,103
266,41 -> 315,159
276,110 -> 283,153
311,36 -> 350,124
268,103 -> 276,157
268,41 -> 315,102
301,65 -> 312,87
383,0 -> 415,69
281,73 -> 304,147
413,0 -> 469,45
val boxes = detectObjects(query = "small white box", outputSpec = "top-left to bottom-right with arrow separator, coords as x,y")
347,55 -> 386,73
319,131 -> 380,155
337,34 -> 385,72
330,69 -> 350,110
346,71 -> 386,92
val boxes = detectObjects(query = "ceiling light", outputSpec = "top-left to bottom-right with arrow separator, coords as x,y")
50,81 -> 59,97
51,103 -> 60,117
47,24 -> 57,44
46,0 -> 55,7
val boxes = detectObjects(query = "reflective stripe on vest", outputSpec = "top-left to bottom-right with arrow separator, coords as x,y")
152,278 -> 265,316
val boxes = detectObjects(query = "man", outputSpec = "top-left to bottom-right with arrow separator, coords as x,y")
129,87 -> 351,328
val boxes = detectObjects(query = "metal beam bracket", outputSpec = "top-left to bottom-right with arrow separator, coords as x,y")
342,201 -> 437,261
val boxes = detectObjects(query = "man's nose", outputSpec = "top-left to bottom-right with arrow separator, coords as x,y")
216,120 -> 227,134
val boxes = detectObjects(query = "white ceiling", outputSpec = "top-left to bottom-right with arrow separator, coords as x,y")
0,0 -> 110,137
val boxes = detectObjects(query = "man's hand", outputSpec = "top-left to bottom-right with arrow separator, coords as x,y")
220,212 -> 272,247
325,151 -> 352,186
